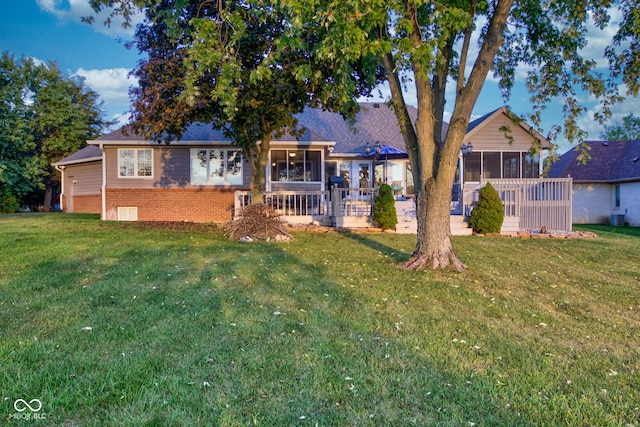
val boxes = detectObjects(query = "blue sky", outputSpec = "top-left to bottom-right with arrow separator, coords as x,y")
1,1 -> 637,153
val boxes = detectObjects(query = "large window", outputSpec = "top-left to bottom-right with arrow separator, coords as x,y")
119,149 -> 152,178
271,149 -> 321,182
191,149 -> 243,185
523,153 -> 540,178
502,152 -> 520,178
464,151 -> 540,181
483,152 -> 501,179
464,152 -> 481,182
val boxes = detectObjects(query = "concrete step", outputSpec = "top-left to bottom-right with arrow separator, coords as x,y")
395,215 -> 473,235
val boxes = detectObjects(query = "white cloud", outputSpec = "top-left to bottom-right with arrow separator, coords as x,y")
74,67 -> 135,128
36,0 -> 142,37
74,67 -> 134,105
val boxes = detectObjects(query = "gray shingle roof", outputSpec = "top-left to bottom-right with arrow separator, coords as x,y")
94,122 -> 327,143
295,102 -> 417,154
93,102 -> 411,152
53,145 -> 102,166
549,140 -> 640,182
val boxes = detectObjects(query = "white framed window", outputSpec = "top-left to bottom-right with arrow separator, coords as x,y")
271,149 -> 321,182
191,149 -> 243,185
118,149 -> 153,178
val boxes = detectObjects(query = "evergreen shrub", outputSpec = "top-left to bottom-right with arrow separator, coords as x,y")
372,184 -> 398,230
469,182 -> 504,234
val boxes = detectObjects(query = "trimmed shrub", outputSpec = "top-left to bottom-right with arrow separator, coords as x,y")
469,182 -> 504,234
372,184 -> 398,230
0,187 -> 19,213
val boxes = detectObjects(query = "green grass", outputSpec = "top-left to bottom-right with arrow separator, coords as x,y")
1,213 -> 639,426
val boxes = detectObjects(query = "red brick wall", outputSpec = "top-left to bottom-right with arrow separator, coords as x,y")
104,188 -> 238,222
73,195 -> 102,214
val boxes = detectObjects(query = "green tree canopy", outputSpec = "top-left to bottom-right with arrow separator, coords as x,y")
600,114 -> 640,141
0,52 -> 109,212
94,0 -> 380,202
279,0 -> 638,270
89,0 -> 639,270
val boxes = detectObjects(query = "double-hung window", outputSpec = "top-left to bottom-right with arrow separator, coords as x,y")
191,149 -> 243,185
119,149 -> 153,178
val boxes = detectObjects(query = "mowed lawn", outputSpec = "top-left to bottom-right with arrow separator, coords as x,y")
0,214 -> 638,426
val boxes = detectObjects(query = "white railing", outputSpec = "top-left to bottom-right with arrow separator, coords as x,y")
235,187 -> 379,219
331,188 -> 377,217
235,190 -> 331,217
463,178 -> 573,231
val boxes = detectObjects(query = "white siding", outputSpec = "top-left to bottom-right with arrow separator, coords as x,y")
619,181 -> 640,226
572,183 -> 611,224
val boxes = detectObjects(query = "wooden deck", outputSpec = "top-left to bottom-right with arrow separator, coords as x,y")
234,178 -> 572,234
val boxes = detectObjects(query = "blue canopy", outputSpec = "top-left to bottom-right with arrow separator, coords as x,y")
363,144 -> 408,159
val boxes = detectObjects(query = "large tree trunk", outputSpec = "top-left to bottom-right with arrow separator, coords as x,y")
249,130 -> 271,204
380,0 -> 512,271
400,174 -> 464,271
42,187 -> 53,212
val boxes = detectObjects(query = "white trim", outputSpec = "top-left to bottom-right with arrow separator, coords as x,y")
100,144 -> 106,220
117,148 -> 154,179
91,140 -> 337,147
54,157 -> 102,167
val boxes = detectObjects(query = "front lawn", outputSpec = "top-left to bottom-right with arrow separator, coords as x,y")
1,214 -> 638,426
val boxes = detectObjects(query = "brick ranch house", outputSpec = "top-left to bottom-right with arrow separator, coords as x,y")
54,103 -> 571,232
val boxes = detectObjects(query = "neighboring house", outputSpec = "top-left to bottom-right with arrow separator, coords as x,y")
549,140 -> 640,226
55,103 -> 559,229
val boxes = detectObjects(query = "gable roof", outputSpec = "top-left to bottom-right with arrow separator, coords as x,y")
296,102 -> 417,155
93,122 -> 328,144
53,145 -> 102,167
85,102 -> 414,155
548,140 -> 640,182
57,103 -> 540,166
465,106 -> 551,148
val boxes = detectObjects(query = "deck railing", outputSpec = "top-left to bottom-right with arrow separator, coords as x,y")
463,178 -> 573,231
236,178 -> 573,232
234,190 -> 332,217
331,188 -> 377,217
235,188 -> 378,219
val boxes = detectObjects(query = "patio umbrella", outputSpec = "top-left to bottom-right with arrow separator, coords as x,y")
362,143 -> 408,159
377,144 -> 408,159
363,143 -> 408,188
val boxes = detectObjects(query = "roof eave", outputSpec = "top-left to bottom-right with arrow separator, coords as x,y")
53,156 -> 103,167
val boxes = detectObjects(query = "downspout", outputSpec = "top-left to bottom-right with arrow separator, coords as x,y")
54,164 -> 65,211
100,143 -> 106,220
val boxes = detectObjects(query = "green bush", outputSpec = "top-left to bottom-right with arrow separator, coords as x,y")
469,182 -> 504,234
0,187 -> 19,213
372,184 -> 398,230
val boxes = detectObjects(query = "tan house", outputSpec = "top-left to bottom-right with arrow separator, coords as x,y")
55,104 -> 571,232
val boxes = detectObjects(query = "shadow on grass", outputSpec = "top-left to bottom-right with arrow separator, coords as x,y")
2,219 -> 618,425
575,224 -> 640,237
337,230 -> 413,263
